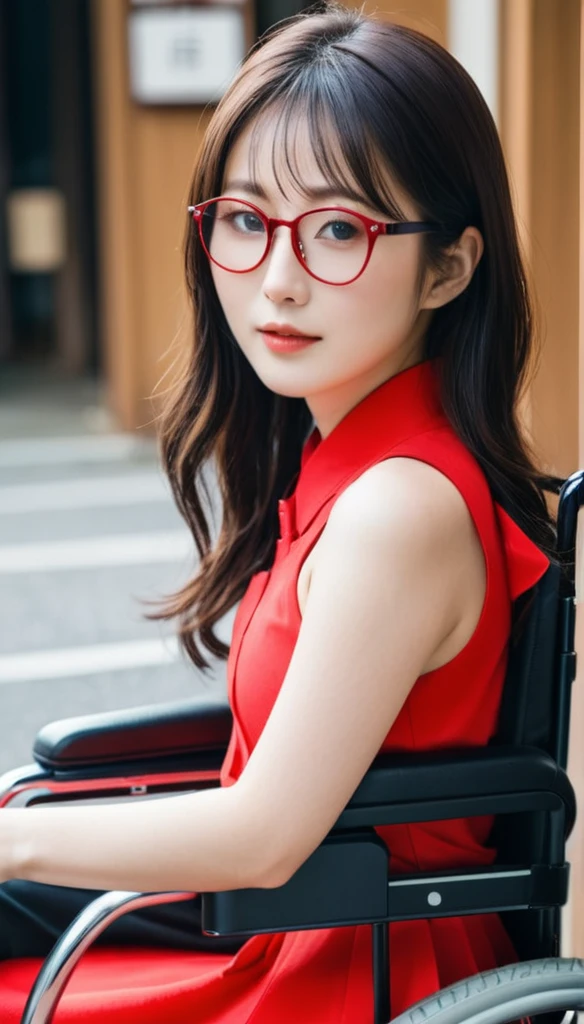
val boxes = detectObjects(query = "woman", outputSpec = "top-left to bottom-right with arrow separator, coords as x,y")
0,3 -> 554,1022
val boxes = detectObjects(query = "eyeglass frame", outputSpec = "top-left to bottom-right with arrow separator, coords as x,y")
188,196 -> 442,286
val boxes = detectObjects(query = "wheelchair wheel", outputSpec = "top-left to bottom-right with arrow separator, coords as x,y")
390,959 -> 584,1024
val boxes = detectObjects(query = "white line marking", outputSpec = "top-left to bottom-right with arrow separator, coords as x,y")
0,531 -> 193,573
0,473 -> 171,514
0,434 -> 154,468
0,638 -> 182,684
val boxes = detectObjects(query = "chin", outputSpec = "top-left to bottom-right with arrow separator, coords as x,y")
256,374 -> 311,399
240,350 -> 306,398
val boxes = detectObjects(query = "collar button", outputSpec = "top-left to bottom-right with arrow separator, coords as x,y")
278,497 -> 296,541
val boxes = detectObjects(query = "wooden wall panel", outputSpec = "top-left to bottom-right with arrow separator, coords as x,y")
91,0 -> 246,430
500,0 -> 580,479
130,107 -> 214,427
565,0 -> 584,960
577,0 -> 581,468
530,0 -> 580,479
0,2 -> 12,360
92,0 -> 140,429
349,0 -> 447,41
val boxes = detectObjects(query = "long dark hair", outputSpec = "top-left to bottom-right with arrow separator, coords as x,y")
150,1 -> 557,670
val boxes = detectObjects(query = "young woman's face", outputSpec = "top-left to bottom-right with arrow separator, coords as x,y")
210,111 -> 435,432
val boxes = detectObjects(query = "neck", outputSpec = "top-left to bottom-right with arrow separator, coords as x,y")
306,348 -> 424,439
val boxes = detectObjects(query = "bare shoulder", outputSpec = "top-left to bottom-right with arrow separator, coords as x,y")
328,456 -> 478,549
307,456 -> 486,670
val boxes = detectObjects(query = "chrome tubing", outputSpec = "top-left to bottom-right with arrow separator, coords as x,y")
20,889 -> 195,1024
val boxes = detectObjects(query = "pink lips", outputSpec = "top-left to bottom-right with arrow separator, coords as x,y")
259,322 -> 320,338
260,331 -> 320,353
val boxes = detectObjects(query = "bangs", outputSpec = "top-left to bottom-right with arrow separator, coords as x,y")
244,67 -> 407,221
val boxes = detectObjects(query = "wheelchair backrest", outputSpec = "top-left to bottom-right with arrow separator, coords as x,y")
493,473 -> 582,961
495,471 -> 582,770
496,563 -> 561,753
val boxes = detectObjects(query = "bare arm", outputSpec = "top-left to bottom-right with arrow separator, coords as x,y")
1,459 -> 485,893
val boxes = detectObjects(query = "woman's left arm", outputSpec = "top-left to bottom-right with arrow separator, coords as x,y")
0,458 -> 482,894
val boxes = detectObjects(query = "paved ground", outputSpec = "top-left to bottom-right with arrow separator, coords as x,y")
0,368 -> 233,774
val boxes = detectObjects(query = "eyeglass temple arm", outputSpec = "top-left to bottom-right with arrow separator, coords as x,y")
383,222 -> 440,235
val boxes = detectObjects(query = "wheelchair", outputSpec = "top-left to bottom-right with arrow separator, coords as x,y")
1,469 -> 583,1024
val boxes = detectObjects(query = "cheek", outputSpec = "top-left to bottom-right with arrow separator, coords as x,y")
211,267 -> 236,310
334,243 -> 422,328
367,238 -> 421,297
211,268 -> 250,332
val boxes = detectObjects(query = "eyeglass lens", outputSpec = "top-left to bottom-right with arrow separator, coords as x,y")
200,199 -> 372,284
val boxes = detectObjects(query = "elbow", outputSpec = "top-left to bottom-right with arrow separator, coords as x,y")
244,835 -> 300,890
244,821 -> 324,891
254,829 -> 331,889
252,843 -> 308,890
218,834 -> 295,891
228,786 -> 308,890
256,858 -> 296,890
254,865 -> 294,890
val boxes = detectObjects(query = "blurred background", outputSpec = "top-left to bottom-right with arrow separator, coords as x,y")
0,0 -> 583,948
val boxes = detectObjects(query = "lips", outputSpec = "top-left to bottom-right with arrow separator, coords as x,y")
258,324 -> 321,340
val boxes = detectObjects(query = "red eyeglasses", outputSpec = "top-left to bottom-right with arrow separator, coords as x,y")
188,197 -> 440,286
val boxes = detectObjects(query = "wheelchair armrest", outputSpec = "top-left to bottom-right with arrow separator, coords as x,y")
201,746 -> 575,937
335,745 -> 575,831
33,695 -> 233,770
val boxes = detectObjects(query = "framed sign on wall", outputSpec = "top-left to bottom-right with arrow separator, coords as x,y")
128,1 -> 248,105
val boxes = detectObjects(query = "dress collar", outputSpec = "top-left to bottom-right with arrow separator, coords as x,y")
282,359 -> 444,537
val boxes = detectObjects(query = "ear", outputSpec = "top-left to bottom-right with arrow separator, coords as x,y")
420,226 -> 484,310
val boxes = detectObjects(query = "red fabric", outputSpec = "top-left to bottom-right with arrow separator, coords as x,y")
2,360 -> 549,1022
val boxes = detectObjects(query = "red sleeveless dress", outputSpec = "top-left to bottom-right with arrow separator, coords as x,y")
1,360 -> 549,1023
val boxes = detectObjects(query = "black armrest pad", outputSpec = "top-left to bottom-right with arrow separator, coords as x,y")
33,695 -> 233,770
336,746 -> 575,831
33,711 -> 575,837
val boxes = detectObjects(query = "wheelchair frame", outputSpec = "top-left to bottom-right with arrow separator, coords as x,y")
1,469 -> 583,1024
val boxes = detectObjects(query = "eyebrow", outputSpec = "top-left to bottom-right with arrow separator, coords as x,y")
223,179 -> 373,208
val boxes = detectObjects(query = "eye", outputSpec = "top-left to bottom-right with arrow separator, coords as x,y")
308,212 -> 367,243
227,211 -> 265,234
319,219 -> 358,241
212,200 -> 267,235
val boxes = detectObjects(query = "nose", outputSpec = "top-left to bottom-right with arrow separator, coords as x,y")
261,225 -> 310,304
